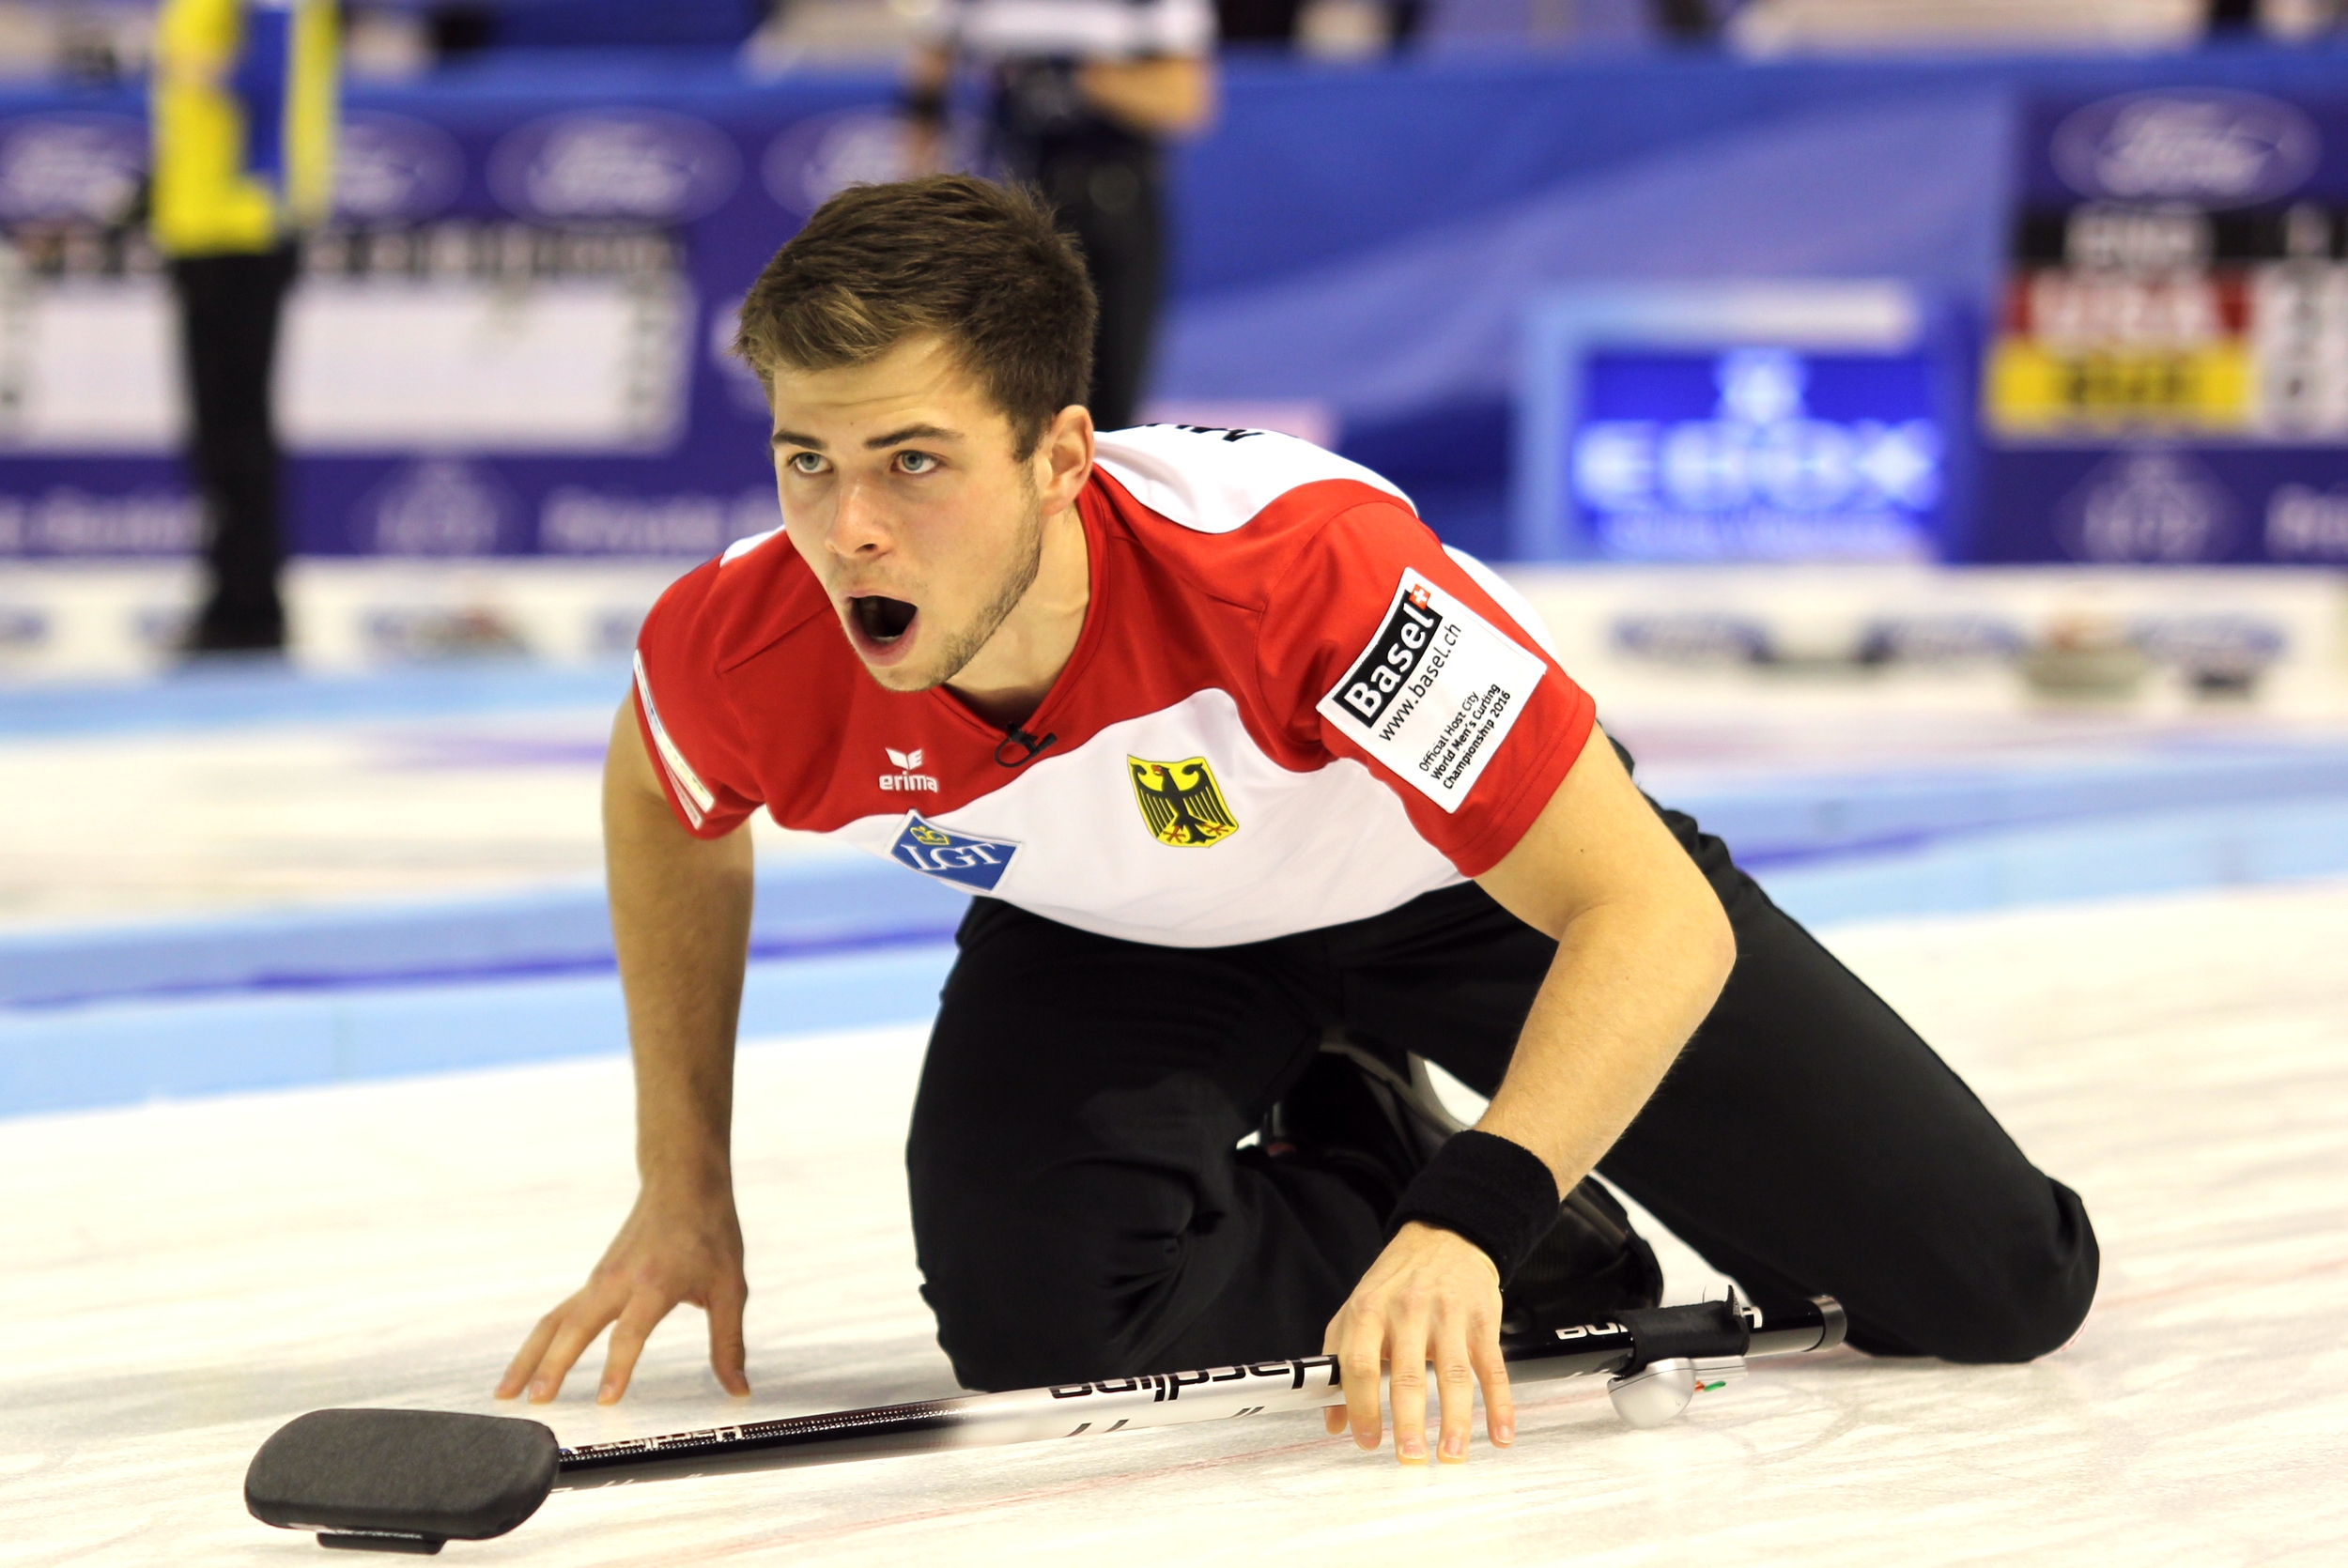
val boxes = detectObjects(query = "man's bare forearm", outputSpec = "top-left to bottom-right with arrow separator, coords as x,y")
1477,894 -> 1733,1191
603,700 -> 754,1197
492,701 -> 757,1406
1473,728 -> 1737,1190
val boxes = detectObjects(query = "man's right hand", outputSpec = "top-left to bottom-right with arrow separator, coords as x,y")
496,1184 -> 750,1405
503,698 -> 757,1406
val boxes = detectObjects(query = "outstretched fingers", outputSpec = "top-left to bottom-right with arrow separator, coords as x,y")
501,1186 -> 749,1406
1335,1302 -> 1387,1453
706,1278 -> 751,1397
1385,1299 -> 1434,1465
509,1288 -> 626,1404
598,1295 -> 667,1405
1473,1329 -> 1515,1449
1321,1223 -> 1510,1464
496,1309 -> 564,1401
1433,1313 -> 1482,1463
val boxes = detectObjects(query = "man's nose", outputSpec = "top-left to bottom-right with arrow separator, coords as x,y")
827,474 -> 891,557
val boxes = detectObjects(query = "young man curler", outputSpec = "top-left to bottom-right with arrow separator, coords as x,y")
501,177 -> 2096,1467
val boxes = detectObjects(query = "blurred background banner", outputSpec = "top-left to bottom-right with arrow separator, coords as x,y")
0,73 -> 891,564
1155,53 -> 2348,563
0,45 -> 2341,569
1979,84 -> 2348,566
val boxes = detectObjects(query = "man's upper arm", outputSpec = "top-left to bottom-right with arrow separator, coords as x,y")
606,692 -> 670,809
629,564 -> 765,839
1472,726 -> 1717,942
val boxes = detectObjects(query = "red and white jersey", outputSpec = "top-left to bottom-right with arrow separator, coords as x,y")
631,425 -> 1597,948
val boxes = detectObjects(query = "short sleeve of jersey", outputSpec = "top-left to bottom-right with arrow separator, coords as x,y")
1257,502 -> 1597,877
630,561 -> 765,840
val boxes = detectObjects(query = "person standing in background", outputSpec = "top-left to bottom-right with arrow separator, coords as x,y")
150,0 -> 337,656
903,0 -> 1215,431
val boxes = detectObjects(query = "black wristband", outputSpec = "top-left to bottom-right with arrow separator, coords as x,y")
1386,1130 -> 1560,1285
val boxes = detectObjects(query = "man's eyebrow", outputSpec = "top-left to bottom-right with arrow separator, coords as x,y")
768,424 -> 964,452
865,423 -> 961,450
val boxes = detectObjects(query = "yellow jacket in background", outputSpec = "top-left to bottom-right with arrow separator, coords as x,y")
150,0 -> 338,258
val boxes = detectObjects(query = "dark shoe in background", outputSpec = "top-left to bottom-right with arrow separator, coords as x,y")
1259,1029 -> 1456,1215
1502,1175 -> 1666,1335
1263,1030 -> 1666,1330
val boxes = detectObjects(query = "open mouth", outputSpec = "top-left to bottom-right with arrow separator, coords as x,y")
850,594 -> 919,647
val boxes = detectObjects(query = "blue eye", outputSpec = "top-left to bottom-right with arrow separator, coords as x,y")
898,452 -> 937,474
787,452 -> 826,474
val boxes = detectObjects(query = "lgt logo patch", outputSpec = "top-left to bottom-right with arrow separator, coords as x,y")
888,811 -> 1019,892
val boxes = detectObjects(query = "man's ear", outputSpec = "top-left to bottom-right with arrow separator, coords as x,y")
1036,404 -> 1095,510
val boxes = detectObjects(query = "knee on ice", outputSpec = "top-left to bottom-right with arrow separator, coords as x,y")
1857,1180 -> 2100,1364
919,1234 -> 1152,1392
1939,1260 -> 2096,1364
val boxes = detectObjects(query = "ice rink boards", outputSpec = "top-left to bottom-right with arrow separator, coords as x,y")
8,876 -> 2348,1567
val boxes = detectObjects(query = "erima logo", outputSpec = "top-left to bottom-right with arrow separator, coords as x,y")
880,746 -> 938,793
1337,580 -> 1447,730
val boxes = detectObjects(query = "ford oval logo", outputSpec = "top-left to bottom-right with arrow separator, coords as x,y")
2053,89 -> 2319,208
0,113 -> 145,223
2057,449 -> 2238,564
489,110 -> 740,224
335,112 -> 466,223
762,109 -> 914,218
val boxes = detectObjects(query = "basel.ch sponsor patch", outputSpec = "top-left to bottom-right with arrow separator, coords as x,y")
1127,755 -> 1240,847
1316,569 -> 1545,812
888,811 -> 1020,892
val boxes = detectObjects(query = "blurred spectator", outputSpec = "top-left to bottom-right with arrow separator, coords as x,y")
1721,0 -> 2347,50
1214,0 -> 1308,43
1215,0 -> 1428,53
0,2 -> 153,83
150,0 -> 338,655
904,0 -> 1217,431
2206,0 -> 2346,34
1648,0 -> 1721,39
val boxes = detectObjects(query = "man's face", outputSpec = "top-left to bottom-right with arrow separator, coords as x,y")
769,335 -> 1056,693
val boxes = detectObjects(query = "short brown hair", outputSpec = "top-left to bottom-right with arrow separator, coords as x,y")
734,176 -> 1096,458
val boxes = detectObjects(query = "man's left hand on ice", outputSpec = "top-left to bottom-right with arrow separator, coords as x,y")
1322,1221 -> 1511,1464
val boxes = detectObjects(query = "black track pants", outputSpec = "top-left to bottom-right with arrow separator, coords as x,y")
906,795 -> 2099,1391
169,245 -> 298,649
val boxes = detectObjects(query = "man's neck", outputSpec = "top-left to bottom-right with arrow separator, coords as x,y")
944,500 -> 1091,731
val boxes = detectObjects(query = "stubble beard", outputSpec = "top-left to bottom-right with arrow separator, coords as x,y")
900,483 -> 1045,693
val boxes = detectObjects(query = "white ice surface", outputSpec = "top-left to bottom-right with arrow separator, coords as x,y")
0,710 -> 836,930
8,693 -> 2343,931
7,880 -> 2348,1566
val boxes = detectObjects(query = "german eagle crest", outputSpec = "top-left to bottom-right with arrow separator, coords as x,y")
1126,756 -> 1239,847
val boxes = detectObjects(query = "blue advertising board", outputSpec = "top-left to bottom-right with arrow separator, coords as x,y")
1512,282 -> 1974,562
1569,348 -> 1942,561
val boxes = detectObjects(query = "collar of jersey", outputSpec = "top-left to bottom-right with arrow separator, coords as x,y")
919,469 -> 1115,749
